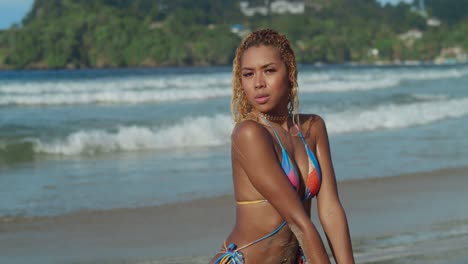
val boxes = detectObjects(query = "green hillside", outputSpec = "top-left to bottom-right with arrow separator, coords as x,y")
0,0 -> 467,69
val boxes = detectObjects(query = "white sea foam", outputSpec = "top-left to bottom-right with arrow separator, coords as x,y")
323,97 -> 468,134
0,73 -> 232,105
33,95 -> 468,155
299,66 -> 468,93
392,67 -> 468,81
0,88 -> 230,105
1,66 -> 466,106
34,114 -> 234,155
299,78 -> 400,92
0,73 -> 232,94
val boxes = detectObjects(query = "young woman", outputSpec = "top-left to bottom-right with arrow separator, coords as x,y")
210,29 -> 354,264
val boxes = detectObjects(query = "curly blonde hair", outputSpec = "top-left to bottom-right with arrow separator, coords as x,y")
231,28 -> 299,123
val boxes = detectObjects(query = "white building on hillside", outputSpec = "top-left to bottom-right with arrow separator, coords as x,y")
399,29 -> 423,47
271,0 -> 305,14
240,1 -> 269,16
427,17 -> 441,27
240,0 -> 305,16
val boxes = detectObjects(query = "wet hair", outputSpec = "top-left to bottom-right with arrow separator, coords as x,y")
231,28 -> 299,123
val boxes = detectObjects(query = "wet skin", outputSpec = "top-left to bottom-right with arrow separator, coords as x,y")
210,45 -> 351,263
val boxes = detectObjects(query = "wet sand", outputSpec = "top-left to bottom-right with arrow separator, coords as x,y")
1,166 -> 468,264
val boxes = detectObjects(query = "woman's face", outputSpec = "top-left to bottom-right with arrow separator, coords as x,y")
240,45 -> 290,115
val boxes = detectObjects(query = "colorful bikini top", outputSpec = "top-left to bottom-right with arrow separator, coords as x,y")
236,116 -> 322,205
214,116 -> 322,264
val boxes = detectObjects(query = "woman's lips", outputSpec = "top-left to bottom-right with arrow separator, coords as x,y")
254,95 -> 269,104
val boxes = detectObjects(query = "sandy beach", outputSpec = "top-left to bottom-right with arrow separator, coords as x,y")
1,166 -> 468,264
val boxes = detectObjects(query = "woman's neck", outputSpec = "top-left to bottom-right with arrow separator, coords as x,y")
255,111 -> 291,131
259,112 -> 289,122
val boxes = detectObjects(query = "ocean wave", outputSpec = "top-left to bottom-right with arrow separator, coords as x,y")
0,74 -> 232,94
33,115 -> 233,155
0,88 -> 230,105
0,140 -> 36,165
4,97 -> 468,156
299,78 -> 400,92
355,220 -> 468,263
299,66 -> 468,93
1,66 -> 466,106
324,97 -> 468,134
0,73 -> 232,105
409,93 -> 448,101
393,66 -> 468,81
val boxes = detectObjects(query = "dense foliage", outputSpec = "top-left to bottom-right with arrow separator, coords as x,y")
0,0 -> 467,69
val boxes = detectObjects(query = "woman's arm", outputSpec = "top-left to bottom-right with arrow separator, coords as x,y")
232,120 -> 330,263
313,116 -> 355,264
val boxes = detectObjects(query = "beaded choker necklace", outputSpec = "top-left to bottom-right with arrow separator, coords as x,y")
259,112 -> 289,121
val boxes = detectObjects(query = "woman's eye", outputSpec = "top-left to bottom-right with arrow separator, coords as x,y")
242,72 -> 253,77
265,68 -> 276,73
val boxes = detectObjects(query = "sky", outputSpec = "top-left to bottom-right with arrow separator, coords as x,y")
0,0 -> 34,29
0,0 -> 414,30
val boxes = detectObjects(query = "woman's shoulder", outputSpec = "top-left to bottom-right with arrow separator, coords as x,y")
231,118 -> 276,158
297,113 -> 327,139
232,117 -> 269,143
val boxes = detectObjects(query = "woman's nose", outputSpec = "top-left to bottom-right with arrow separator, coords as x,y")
254,73 -> 265,88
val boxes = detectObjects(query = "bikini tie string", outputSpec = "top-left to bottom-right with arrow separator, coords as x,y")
214,243 -> 245,264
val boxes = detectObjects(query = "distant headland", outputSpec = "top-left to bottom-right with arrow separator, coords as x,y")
0,0 -> 466,70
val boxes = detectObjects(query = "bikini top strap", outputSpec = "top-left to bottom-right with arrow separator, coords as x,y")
294,124 -> 309,146
258,115 -> 287,150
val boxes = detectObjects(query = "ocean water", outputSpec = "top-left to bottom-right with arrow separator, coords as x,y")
1,64 -> 468,218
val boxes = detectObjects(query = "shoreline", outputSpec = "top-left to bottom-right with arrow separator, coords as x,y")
1,60 -> 467,72
1,166 -> 468,263
1,165 -> 466,222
